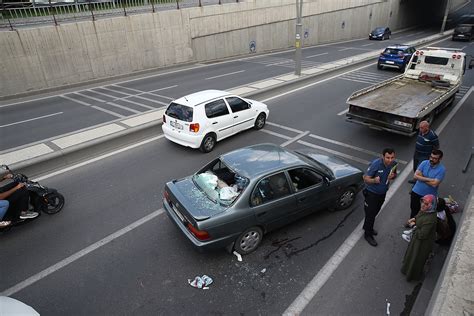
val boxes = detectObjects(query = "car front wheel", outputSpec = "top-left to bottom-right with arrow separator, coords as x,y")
199,133 -> 216,153
235,226 -> 263,255
334,187 -> 356,211
254,113 -> 266,130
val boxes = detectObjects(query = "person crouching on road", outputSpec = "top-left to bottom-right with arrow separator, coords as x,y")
401,194 -> 438,281
362,148 -> 397,247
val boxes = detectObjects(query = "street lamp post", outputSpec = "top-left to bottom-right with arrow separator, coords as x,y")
295,0 -> 303,75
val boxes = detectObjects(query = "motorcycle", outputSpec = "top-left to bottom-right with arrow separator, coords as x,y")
1,165 -> 65,225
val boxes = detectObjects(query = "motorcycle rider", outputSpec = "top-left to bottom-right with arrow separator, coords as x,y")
0,171 -> 39,224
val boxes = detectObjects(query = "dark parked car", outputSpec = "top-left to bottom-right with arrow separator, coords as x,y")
452,24 -> 473,41
369,27 -> 391,40
163,143 -> 364,255
377,44 -> 416,71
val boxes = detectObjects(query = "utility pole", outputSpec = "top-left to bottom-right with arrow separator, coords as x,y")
295,0 -> 303,75
440,0 -> 450,33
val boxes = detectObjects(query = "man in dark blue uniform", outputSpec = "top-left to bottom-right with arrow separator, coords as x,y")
409,121 -> 439,184
363,148 -> 397,246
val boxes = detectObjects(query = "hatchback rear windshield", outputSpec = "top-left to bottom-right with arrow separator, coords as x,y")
165,102 -> 193,122
383,48 -> 404,55
424,56 -> 449,65
455,26 -> 472,32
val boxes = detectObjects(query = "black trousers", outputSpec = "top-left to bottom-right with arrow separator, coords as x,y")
0,181 -> 29,221
363,190 -> 386,236
410,191 -> 423,219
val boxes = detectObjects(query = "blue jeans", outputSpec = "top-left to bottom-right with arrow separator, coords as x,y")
0,200 -> 9,220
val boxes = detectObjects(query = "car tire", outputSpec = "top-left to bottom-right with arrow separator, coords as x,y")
333,187 -> 356,211
377,63 -> 383,70
254,113 -> 266,130
234,226 -> 263,255
199,133 -> 216,153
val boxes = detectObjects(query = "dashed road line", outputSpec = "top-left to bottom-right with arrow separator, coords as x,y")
281,131 -> 310,147
306,52 -> 328,58
205,70 -> 245,80
76,91 -> 107,103
106,101 -> 141,114
0,112 -> 63,128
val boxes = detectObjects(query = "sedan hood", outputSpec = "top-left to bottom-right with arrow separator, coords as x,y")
170,177 -> 227,220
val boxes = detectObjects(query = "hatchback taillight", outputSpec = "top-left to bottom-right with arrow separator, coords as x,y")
190,123 -> 200,133
187,223 -> 210,240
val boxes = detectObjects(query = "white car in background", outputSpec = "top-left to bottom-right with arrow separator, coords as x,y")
162,90 -> 269,153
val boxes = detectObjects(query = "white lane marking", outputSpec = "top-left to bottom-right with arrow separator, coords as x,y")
337,109 -> 349,116
260,128 -> 293,140
283,83 -> 473,316
298,140 -> 371,165
0,209 -> 164,297
0,112 -> 63,128
106,102 -> 141,114
102,86 -> 168,106
87,89 -> 118,100
361,43 -> 374,47
338,47 -> 353,51
205,70 -> 245,80
61,95 -> 124,117
60,95 -> 90,106
35,134 -> 165,181
52,124 -> 126,149
113,97 -> 156,110
91,106 -> 124,118
265,60 -> 293,67
261,62 -> 378,103
281,131 -> 310,147
305,52 -> 328,58
76,91 -> 107,103
266,121 -> 303,134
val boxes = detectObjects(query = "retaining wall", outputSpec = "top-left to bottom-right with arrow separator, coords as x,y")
0,0 -> 450,98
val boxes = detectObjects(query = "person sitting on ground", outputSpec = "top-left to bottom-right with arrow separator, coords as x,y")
0,171 -> 38,222
401,194 -> 438,281
435,197 -> 456,245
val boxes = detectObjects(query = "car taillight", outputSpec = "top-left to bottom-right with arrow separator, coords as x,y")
190,123 -> 200,133
452,54 -> 461,59
187,223 -> 210,241
163,115 -> 166,123
163,190 -> 170,203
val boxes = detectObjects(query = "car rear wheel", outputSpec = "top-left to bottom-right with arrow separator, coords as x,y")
254,113 -> 266,130
235,226 -> 263,255
334,187 -> 356,211
199,134 -> 216,153
377,63 -> 383,70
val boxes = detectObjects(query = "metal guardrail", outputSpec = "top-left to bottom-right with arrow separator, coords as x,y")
0,0 -> 240,30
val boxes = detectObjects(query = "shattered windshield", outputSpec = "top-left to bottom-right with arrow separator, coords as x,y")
193,159 -> 249,206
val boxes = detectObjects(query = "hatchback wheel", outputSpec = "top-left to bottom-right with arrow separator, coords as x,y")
334,187 -> 356,211
254,113 -> 266,130
235,226 -> 263,255
199,134 -> 216,153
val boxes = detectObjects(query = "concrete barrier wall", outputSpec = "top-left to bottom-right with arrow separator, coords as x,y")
0,0 -> 424,98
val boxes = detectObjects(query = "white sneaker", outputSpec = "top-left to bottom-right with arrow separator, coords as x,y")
402,234 -> 411,242
403,229 -> 413,235
20,211 -> 39,219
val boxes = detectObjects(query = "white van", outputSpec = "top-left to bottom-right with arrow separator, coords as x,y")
162,90 -> 269,153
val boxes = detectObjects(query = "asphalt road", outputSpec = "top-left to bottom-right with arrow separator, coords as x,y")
0,27 -> 450,151
1,31 -> 472,315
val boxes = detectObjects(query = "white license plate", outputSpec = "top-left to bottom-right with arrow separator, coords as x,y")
385,61 -> 395,64
170,121 -> 183,130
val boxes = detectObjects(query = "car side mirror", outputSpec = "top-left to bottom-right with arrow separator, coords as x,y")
323,176 -> 330,186
469,59 -> 474,69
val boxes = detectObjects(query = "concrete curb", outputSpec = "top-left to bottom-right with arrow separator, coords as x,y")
425,185 -> 474,316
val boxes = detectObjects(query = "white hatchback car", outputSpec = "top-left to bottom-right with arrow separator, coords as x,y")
162,90 -> 270,152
